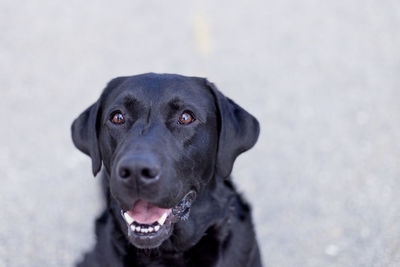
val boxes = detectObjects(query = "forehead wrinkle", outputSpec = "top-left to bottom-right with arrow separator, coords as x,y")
104,81 -> 216,118
116,88 -> 166,116
102,92 -> 142,117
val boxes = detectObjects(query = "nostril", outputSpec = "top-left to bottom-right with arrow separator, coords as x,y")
141,167 -> 158,179
119,167 -> 131,179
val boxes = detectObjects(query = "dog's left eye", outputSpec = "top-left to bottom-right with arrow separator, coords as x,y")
111,112 -> 125,125
178,111 -> 195,125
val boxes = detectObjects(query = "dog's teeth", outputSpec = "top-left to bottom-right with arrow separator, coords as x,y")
123,212 -> 135,225
131,223 -> 161,234
129,220 -> 163,234
157,212 -> 168,226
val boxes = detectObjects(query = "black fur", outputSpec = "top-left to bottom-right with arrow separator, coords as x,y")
71,73 -> 262,267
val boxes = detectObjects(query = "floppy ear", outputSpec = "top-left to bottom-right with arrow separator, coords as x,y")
206,80 -> 260,179
71,77 -> 128,176
71,101 -> 101,176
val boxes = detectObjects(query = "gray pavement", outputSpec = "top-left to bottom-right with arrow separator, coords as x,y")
1,1 -> 400,266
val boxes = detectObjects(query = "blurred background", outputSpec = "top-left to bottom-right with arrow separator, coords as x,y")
1,1 -> 400,266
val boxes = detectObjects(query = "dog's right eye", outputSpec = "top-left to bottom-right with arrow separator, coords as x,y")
178,111 -> 195,125
110,112 -> 125,125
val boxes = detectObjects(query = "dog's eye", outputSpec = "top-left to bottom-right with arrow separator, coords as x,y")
178,111 -> 195,125
111,112 -> 125,125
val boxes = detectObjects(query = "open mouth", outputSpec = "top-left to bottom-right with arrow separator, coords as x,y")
122,201 -> 170,235
120,191 -> 196,248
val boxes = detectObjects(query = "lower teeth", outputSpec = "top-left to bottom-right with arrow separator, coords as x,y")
130,222 -> 161,234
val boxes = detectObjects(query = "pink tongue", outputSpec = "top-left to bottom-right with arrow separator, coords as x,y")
127,199 -> 170,224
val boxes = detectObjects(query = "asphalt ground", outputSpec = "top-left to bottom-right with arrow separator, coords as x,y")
1,1 -> 400,266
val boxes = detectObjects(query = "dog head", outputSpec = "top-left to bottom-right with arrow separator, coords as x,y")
71,73 -> 259,249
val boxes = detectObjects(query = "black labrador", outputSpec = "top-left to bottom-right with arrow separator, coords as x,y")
71,73 -> 262,267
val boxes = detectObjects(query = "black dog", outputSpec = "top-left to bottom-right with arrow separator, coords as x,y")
71,73 -> 262,267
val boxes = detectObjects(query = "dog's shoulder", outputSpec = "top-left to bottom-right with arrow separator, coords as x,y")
216,181 -> 262,267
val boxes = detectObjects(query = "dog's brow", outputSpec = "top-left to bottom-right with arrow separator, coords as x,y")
122,95 -> 138,110
102,94 -> 140,118
167,97 -> 200,110
168,98 -> 182,111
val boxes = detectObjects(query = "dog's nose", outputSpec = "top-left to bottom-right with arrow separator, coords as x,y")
117,155 -> 160,182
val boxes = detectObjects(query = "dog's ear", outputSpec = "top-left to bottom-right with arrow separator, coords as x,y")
71,77 -> 127,176
71,101 -> 102,176
205,80 -> 260,179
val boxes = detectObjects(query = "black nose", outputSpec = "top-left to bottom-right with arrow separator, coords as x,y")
117,155 -> 160,182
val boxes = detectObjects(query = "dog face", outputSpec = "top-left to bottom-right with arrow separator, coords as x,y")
72,73 -> 259,249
